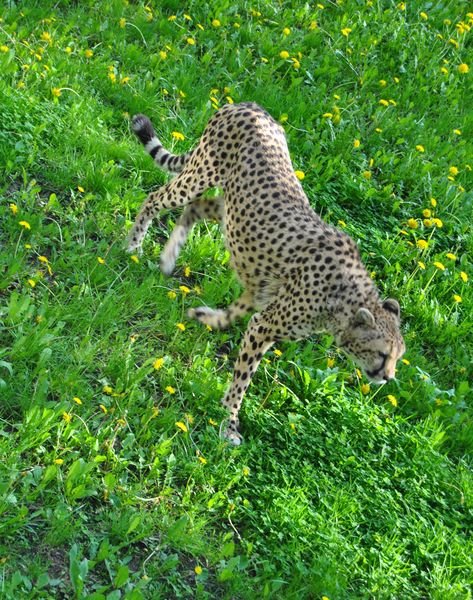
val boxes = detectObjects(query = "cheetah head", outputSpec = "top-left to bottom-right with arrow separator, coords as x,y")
339,299 -> 405,383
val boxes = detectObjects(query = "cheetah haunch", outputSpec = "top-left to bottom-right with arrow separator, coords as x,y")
128,102 -> 405,445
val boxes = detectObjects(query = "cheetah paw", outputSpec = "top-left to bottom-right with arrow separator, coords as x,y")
221,425 -> 243,446
188,306 -> 228,329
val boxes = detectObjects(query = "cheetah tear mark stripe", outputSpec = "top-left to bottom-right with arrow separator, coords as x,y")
132,113 -> 191,173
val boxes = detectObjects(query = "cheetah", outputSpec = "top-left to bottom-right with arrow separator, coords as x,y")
128,102 -> 405,445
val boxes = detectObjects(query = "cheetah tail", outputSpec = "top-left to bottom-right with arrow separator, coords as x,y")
131,114 -> 191,174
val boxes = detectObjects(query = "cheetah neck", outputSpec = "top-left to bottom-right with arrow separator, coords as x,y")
323,273 -> 380,344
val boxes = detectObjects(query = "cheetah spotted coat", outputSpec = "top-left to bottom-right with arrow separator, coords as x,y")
128,102 -> 405,445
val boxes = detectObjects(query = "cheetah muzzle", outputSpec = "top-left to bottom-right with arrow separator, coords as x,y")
128,102 -> 405,446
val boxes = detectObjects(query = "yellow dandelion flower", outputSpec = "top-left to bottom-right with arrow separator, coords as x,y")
402,358 -> 410,365
322,112 -> 333,119
73,396 -> 82,405
242,467 -> 250,476
454,129 -> 462,135
446,253 -> 456,261
453,294 -> 462,303
341,27 -> 352,37
460,271 -> 468,282
430,198 -> 437,207
282,27 -> 291,35
449,166 -> 459,176
420,11 -> 428,19
97,257 -> 105,264
327,357 -> 335,368
209,418 -> 217,426
130,254 -> 139,263
153,357 -> 164,370
77,185 -> 85,193
449,38 -> 459,48
379,99 -> 389,107
103,385 -> 113,394
167,290 -> 177,300
62,412 -> 72,423
291,57 -> 300,69
176,323 -> 185,331
212,18 -> 221,27
397,3 -> 406,10
179,285 -> 190,295
198,456 -> 207,464
294,170 -> 305,181
407,218 -> 418,229
274,349 -> 282,357
119,18 -> 126,28
458,63 -> 469,74
65,46 -> 72,54
309,21 -> 318,30
363,171 -> 372,180
10,203 -> 18,215
168,15 -> 176,21
440,67 -> 449,75
85,49 -> 93,58
51,87 -> 61,97
433,261 -> 445,271
41,31 -> 52,43
417,240 -> 428,250
280,50 -> 289,59
175,420 -> 187,431
0,45 -> 9,53
361,383 -> 371,395
338,220 -> 347,228
423,219 -> 432,227
187,38 -> 195,46
375,127 -> 383,133
159,50 -> 167,60
184,265 -> 191,277
432,218 -> 443,228
19,220 -> 31,230
99,404 -> 108,413
418,261 -> 426,270
195,565 -> 203,575
416,145 -> 425,152
54,458 -> 64,465
120,76 -> 130,85
226,95 -> 234,104
387,395 -> 398,407
172,131 -> 185,141
28,279 -> 36,287
353,139 -> 361,148
422,209 -> 431,218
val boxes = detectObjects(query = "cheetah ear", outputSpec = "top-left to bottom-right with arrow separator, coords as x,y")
353,307 -> 375,329
382,298 -> 400,318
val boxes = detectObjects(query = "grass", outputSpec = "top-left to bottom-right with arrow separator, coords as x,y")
0,0 -> 472,598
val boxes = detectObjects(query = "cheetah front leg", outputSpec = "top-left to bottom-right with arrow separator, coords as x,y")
221,312 -> 274,445
220,282 -> 306,445
160,195 -> 224,275
188,290 -> 254,330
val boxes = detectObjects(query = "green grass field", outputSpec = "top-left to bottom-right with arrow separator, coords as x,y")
1,1 -> 472,598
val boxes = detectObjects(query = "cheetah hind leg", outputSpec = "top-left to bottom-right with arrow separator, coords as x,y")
160,195 -> 223,276
188,290 -> 254,330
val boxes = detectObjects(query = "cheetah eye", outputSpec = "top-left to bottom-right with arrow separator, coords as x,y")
378,352 -> 389,369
